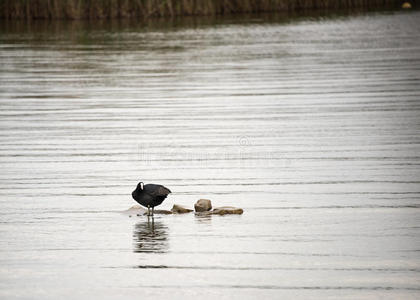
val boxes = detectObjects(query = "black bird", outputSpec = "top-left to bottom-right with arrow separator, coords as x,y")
132,182 -> 171,216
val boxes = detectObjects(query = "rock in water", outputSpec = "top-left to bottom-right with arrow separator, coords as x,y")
121,205 -> 172,216
153,209 -> 173,215
171,204 -> 193,214
212,206 -> 244,215
122,205 -> 147,216
194,199 -> 212,212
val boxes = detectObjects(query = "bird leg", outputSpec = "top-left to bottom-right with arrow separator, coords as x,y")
152,206 -> 154,217
147,205 -> 151,216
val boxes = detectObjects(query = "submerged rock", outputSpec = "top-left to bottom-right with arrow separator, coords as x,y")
212,206 -> 244,215
171,204 -> 193,214
194,199 -> 212,212
122,205 -> 147,217
122,205 -> 172,216
153,209 -> 173,215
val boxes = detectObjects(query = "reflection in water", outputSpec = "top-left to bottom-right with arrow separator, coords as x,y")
133,217 -> 169,253
194,214 -> 212,225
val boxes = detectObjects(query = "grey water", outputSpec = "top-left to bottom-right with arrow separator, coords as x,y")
1,9 -> 420,300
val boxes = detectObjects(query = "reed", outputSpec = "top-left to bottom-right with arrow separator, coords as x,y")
0,0 -> 406,19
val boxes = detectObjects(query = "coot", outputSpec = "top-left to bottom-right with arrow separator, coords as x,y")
132,182 -> 171,216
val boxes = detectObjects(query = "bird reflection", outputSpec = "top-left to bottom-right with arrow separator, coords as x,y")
133,217 -> 168,253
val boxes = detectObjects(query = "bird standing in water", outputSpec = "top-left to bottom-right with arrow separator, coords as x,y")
132,182 -> 171,216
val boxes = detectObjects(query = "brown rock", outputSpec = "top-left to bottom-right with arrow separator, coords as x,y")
194,199 -> 212,212
212,206 -> 243,215
171,204 -> 193,214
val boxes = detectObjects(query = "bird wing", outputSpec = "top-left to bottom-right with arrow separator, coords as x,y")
144,184 -> 171,196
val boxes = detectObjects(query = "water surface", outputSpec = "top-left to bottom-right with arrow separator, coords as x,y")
1,10 -> 420,299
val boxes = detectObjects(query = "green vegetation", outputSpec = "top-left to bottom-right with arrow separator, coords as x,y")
0,0 -> 402,19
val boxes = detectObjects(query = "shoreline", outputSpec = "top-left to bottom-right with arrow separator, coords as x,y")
0,0 -> 411,20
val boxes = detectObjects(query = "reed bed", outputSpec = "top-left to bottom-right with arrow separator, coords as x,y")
0,0 -> 405,19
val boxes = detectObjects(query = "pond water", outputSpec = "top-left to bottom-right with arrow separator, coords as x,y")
0,9 -> 420,300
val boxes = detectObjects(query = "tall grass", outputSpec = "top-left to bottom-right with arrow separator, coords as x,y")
0,0 -> 404,19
